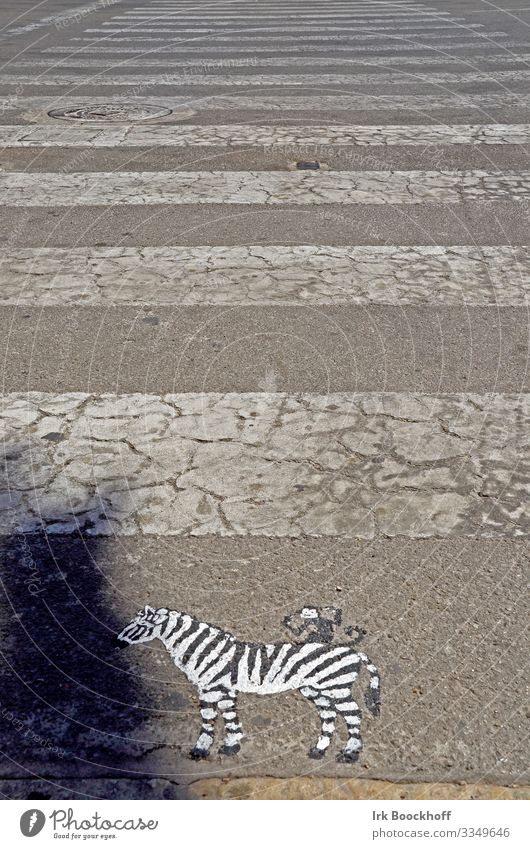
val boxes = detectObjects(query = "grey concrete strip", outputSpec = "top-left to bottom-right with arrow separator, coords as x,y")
1,391 -> 528,538
0,534 -> 526,783
5,94 -> 530,118
1,70 -> 526,86
1,245 -> 529,306
1,201 -> 528,247
2,303 -> 528,395
2,169 -> 529,206
4,144 -> 530,174
3,123 -> 530,147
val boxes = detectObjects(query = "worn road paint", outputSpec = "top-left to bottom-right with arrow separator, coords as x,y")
1,70 -> 526,86
2,391 -> 528,539
3,123 -> 530,147
1,170 -> 529,206
2,245 -> 528,307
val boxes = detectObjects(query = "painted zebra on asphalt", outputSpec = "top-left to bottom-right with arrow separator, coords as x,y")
116,606 -> 381,762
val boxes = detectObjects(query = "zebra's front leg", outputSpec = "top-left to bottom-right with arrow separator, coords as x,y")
190,698 -> 219,759
300,686 -> 336,759
218,691 -> 243,756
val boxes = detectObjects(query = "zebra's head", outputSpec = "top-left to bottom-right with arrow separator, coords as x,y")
115,606 -> 170,647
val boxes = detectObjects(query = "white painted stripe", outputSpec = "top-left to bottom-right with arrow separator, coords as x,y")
1,392 -> 527,538
110,16 -> 459,24
68,33 -> 508,44
3,0 -> 123,36
109,11 -> 461,19
1,170 -> 528,206
42,41 -> 526,54
21,54 -> 530,69
2,70 -> 523,86
125,4 -> 439,10
94,21 -> 476,31
117,10 -> 455,18
2,123 -> 529,148
84,25 -> 486,35
2,245 -> 527,307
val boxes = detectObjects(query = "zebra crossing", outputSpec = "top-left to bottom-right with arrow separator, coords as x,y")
0,0 -> 528,799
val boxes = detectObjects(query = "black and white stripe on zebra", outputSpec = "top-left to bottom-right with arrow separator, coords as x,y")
116,606 -> 381,762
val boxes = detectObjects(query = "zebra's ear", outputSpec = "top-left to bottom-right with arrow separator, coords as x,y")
321,607 -> 342,625
283,612 -> 305,637
144,605 -> 155,615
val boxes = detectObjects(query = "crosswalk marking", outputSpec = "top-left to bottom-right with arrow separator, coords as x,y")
88,24 -> 482,33
66,35 -> 514,47
2,123 -> 529,148
2,391 -> 527,538
106,14 -> 466,22
42,41 -> 527,54
2,245 -> 528,306
2,70 -> 523,86
68,32 -> 510,45
115,10 -> 458,19
2,170 -> 528,206
22,54 -> 530,68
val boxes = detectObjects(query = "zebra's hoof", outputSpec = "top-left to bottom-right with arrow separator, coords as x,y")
190,747 -> 209,760
308,747 -> 326,760
337,751 -> 360,764
220,743 -> 240,756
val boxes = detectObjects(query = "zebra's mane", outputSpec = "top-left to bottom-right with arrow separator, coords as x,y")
160,609 -> 361,650
164,609 -> 233,640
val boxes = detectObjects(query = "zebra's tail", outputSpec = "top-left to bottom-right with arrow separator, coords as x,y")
359,652 -> 381,717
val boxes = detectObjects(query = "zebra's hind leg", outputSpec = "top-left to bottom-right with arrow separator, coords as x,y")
218,691 -> 243,756
300,686 -> 336,759
335,695 -> 363,763
190,697 -> 219,759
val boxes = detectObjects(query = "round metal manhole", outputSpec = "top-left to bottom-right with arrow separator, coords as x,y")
47,103 -> 173,123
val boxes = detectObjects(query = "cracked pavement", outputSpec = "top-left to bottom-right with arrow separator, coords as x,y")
3,123 -> 530,147
1,245 -> 529,306
3,70 -> 529,86
2,169 -> 530,205
2,391 -> 528,538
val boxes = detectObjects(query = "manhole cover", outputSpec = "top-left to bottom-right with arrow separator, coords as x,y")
48,103 -> 173,122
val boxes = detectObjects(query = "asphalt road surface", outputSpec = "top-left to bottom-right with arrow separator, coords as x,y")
0,0 -> 528,800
